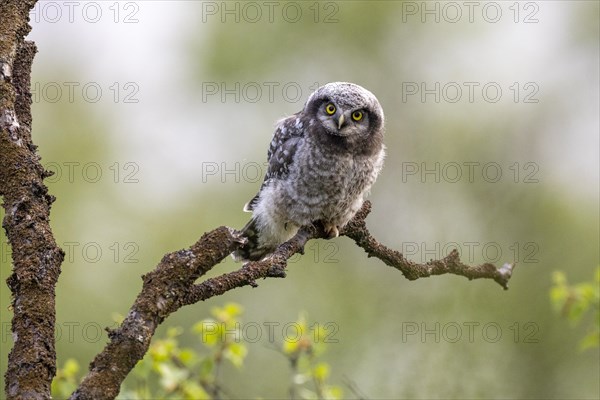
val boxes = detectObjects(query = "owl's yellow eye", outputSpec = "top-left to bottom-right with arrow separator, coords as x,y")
352,111 -> 363,121
325,103 -> 336,115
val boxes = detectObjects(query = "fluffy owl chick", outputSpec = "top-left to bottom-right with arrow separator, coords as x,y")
233,82 -> 385,262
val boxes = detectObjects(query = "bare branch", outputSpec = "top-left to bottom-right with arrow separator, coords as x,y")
182,225 -> 317,306
69,226 -> 319,399
71,200 -> 514,399
341,201 -> 515,290
1,1 -> 65,399
69,227 -> 240,399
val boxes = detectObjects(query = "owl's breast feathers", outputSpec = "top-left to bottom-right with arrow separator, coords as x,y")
247,113 -> 382,224
291,132 -> 384,222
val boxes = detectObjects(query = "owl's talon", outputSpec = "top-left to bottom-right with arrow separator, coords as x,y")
324,224 -> 339,239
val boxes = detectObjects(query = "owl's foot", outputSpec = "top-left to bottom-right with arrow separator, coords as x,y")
323,223 -> 339,239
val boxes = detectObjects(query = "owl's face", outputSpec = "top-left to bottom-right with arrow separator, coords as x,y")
305,82 -> 384,141
316,100 -> 371,138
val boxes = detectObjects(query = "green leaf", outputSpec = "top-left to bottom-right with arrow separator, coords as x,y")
193,318 -> 215,334
323,385 -> 344,400
224,342 -> 248,368
550,285 -> 568,307
283,338 -> 300,354
167,326 -> 184,338
181,381 -> 211,400
212,302 -> 243,323
149,339 -> 177,362
313,362 -> 330,381
157,363 -> 188,392
193,319 -> 222,347
63,358 -> 80,377
198,357 -> 215,380
567,301 -> 587,322
224,302 -> 244,318
551,268 -> 600,352
552,270 -> 567,285
51,358 -> 82,399
51,378 -> 77,399
178,348 -> 198,367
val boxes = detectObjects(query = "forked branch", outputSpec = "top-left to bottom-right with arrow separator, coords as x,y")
70,200 -> 515,399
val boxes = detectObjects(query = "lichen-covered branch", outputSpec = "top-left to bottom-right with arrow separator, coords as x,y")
68,227 -> 241,400
341,201 -> 515,290
0,3 -> 514,397
69,226 -> 315,400
71,201 -> 514,399
1,1 -> 65,399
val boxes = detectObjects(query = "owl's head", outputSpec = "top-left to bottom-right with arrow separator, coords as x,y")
304,82 -> 384,141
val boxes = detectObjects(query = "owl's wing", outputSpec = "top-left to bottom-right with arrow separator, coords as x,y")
243,116 -> 304,212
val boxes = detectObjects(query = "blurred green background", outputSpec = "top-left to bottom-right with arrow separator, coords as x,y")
1,1 -> 598,398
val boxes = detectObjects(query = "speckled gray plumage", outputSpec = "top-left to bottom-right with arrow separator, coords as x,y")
233,82 -> 385,262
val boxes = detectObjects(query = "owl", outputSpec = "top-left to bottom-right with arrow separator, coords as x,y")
233,82 -> 385,262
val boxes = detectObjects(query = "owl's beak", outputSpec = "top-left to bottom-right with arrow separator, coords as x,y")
337,114 -> 345,130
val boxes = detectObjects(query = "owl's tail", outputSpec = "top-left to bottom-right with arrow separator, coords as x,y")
231,218 -> 275,262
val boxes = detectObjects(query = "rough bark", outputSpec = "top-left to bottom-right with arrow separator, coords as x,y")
341,201 -> 514,289
1,1 -> 65,399
0,2 -> 516,398
70,201 -> 515,399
